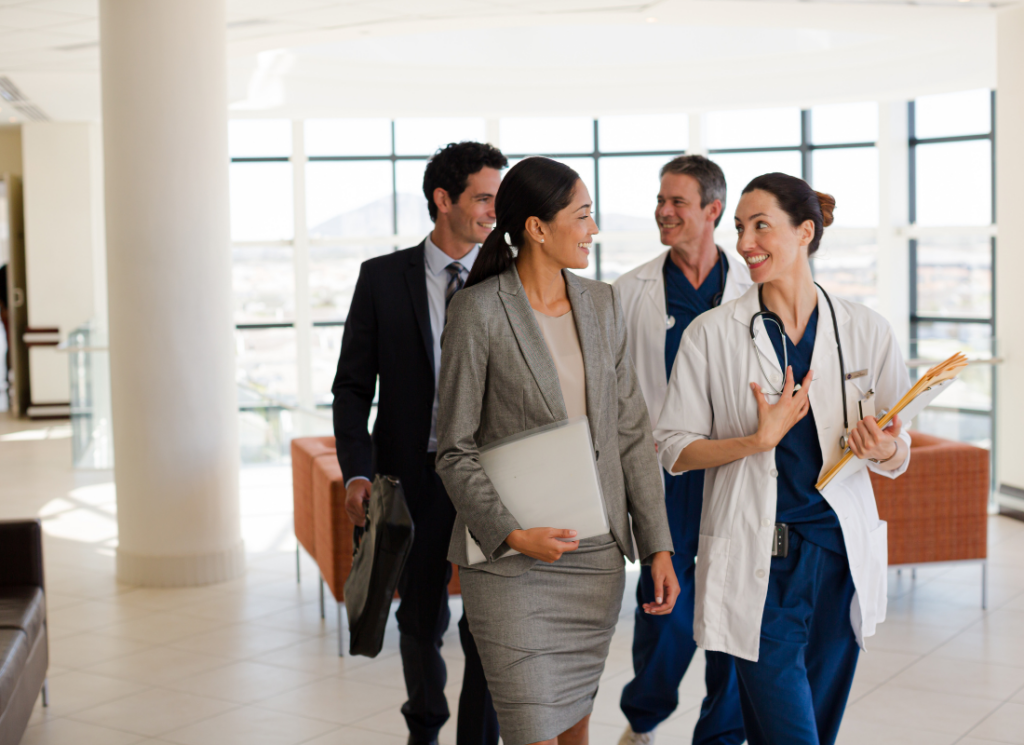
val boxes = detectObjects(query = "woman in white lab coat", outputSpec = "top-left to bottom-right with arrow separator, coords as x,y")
653,172 -> 912,745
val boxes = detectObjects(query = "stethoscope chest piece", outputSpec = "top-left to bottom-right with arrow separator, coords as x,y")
666,315 -> 676,330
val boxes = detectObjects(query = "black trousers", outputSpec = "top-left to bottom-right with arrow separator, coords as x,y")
395,456 -> 499,745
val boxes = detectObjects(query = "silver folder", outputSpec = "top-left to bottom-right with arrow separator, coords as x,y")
465,416 -> 609,565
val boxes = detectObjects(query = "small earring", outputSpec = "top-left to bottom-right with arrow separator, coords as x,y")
540,239 -> 544,243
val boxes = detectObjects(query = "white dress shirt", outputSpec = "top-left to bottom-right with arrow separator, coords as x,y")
424,233 -> 478,452
345,235 -> 479,488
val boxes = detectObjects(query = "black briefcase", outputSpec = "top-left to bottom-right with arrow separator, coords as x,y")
344,474 -> 415,657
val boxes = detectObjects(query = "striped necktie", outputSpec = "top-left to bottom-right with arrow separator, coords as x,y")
444,261 -> 465,323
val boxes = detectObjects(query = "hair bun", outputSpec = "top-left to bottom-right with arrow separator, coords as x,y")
815,191 -> 836,227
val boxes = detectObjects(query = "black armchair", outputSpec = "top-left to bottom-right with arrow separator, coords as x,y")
0,519 -> 49,745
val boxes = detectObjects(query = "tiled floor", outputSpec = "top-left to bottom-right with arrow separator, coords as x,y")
3,412 -> 1024,745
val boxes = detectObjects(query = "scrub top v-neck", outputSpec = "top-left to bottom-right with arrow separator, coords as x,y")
764,306 -> 846,556
664,256 -> 725,380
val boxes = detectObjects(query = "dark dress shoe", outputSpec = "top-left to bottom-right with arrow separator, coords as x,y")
407,738 -> 438,745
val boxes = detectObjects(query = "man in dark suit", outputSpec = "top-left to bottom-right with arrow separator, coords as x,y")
332,141 -> 507,745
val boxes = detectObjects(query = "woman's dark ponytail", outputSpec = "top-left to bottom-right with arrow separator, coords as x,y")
465,157 -> 580,288
466,228 -> 515,288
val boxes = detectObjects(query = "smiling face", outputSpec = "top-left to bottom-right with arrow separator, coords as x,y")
734,189 -> 815,284
442,166 -> 502,245
531,179 -> 599,270
655,172 -> 720,251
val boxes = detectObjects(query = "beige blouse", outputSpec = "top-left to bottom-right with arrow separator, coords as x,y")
533,309 -> 587,419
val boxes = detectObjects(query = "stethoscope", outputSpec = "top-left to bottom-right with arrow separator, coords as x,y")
749,282 -> 851,450
663,249 -> 728,330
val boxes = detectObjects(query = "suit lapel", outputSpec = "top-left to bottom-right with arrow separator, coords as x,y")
405,243 -> 434,371
498,265 -> 566,421
565,271 -> 603,422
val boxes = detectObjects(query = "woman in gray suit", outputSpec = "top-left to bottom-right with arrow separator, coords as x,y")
436,157 -> 679,745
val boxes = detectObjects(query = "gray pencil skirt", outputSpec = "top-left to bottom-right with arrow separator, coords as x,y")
459,534 -> 625,745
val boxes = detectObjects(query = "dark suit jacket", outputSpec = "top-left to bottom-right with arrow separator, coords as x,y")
332,242 -> 436,499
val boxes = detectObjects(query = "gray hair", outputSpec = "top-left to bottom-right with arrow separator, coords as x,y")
660,155 -> 727,227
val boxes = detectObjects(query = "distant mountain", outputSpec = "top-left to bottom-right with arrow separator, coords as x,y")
309,193 -> 432,238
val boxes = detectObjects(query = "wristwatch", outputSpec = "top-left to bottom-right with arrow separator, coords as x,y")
869,440 -> 899,464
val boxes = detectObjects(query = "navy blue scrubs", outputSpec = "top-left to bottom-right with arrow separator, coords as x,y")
620,256 -> 745,744
731,307 -> 860,745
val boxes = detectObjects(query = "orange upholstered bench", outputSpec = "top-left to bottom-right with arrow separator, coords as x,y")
290,436 -> 335,582
291,436 -> 461,654
871,430 -> 989,607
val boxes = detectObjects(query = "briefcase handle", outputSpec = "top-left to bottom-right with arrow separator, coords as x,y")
351,475 -> 402,555
352,501 -> 369,556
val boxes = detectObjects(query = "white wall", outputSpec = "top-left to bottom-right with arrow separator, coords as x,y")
21,122 -> 105,404
996,6 -> 1024,500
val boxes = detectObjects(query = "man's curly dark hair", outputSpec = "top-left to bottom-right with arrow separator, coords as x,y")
422,141 -> 508,222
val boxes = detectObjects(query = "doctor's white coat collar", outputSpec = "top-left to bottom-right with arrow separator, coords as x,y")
614,245 -> 753,433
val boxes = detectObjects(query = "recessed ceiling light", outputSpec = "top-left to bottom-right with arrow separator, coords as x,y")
8,117 -> 15,123
646,17 -> 658,23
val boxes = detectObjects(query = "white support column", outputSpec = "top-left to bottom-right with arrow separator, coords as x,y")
100,0 -> 244,585
996,6 -> 1024,504
876,101 -> 910,353
292,120 -> 314,415
485,119 -> 500,149
688,112 -> 707,155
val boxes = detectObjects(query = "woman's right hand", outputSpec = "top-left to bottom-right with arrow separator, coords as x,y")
505,528 -> 579,563
750,365 -> 814,451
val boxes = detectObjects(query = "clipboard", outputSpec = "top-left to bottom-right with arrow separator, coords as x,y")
816,351 -> 967,491
817,377 -> 957,489
465,416 -> 609,565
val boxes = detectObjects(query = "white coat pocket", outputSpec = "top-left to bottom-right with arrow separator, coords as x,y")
868,520 -> 888,626
694,534 -> 731,643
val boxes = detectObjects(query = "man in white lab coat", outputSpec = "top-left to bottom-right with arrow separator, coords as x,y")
615,155 -> 752,745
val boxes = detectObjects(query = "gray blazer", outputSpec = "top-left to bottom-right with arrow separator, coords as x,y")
436,263 -> 674,577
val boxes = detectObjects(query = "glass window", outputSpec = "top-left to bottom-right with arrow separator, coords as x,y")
238,407 -> 293,465
306,161 -> 394,238
312,326 -> 344,405
393,118 -> 486,156
711,150 -> 803,243
915,89 -> 991,140
235,327 -> 297,404
229,162 -> 293,241
395,159 -> 432,237
811,102 -> 878,145
706,108 -> 801,150
305,119 -> 391,157
915,409 -> 991,450
597,156 -> 663,231
812,235 -> 878,310
600,239 -> 665,284
228,119 -> 291,158
233,246 -> 295,324
812,147 -> 879,227
598,115 -> 688,153
911,321 -> 994,413
915,140 -> 992,226
915,236 -> 992,319
597,155 -> 665,282
309,245 -> 395,322
500,117 -> 593,155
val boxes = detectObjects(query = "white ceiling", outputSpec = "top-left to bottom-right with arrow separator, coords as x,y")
0,0 -> 1015,122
